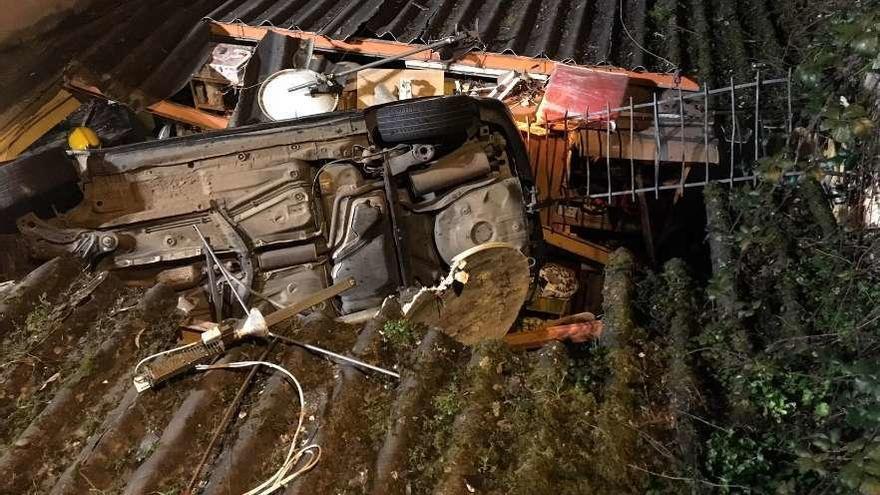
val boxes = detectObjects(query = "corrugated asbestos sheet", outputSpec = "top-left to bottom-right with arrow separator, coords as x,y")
0,257 -> 581,494
3,0 -> 646,133
210,0 -> 649,67
63,0 -> 230,111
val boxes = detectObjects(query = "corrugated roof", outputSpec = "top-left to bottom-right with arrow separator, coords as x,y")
0,256 -> 601,494
210,0 -> 649,67
4,0 -> 648,140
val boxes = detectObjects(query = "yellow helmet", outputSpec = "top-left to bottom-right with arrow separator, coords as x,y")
68,127 -> 100,150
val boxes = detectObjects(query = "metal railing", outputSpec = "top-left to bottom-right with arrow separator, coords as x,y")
531,70 -> 797,205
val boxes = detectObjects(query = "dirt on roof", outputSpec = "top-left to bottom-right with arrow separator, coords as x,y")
0,249 -> 659,495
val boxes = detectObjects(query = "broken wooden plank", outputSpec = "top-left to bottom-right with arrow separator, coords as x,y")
505,321 -> 604,350
541,226 -> 611,264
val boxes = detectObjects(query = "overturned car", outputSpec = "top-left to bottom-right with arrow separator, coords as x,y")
7,96 -> 537,317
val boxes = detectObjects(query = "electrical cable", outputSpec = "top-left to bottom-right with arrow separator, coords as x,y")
618,0 -> 679,73
133,341 -> 200,377
195,360 -> 321,495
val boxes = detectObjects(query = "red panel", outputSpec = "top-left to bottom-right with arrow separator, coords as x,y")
538,64 -> 630,123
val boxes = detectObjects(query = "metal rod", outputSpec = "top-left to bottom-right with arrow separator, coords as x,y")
555,171 -> 805,200
652,93 -> 661,199
585,105 -> 590,198
560,113 -> 570,233
204,249 -> 221,321
269,332 -> 400,379
264,277 -> 356,327
678,87 -> 686,193
785,67 -> 793,158
382,160 -> 411,288
202,260 -> 283,310
606,101 -> 612,201
193,225 -> 249,314
288,34 -> 466,93
525,115 -> 532,175
562,110 -> 569,197
208,247 -> 249,312
754,70 -> 761,186
335,34 -> 464,79
729,76 -> 736,189
551,130 -> 561,198
544,77 -> 787,125
576,126 -> 585,226
629,97 -> 635,201
704,84 -> 710,182
545,130 -> 554,202
184,340 -> 277,494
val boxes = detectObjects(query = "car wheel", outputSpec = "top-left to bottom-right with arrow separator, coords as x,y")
371,95 -> 478,144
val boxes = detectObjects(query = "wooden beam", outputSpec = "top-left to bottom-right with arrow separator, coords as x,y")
147,100 -> 228,130
542,226 -> 611,264
210,22 -> 700,91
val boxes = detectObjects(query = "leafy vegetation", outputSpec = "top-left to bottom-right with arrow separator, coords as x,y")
620,6 -> 880,492
381,319 -> 419,350
499,5 -> 880,493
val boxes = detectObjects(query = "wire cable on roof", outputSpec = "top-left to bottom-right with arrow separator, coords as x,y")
134,341 -> 200,377
195,360 -> 321,495
618,0 -> 679,73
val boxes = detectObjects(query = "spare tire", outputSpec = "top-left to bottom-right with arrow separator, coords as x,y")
370,96 -> 478,144
0,147 -> 80,215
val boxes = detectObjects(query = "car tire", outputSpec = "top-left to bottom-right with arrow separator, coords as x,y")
372,96 -> 478,144
0,147 -> 80,213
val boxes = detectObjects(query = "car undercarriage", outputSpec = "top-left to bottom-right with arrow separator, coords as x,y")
15,96 -> 537,318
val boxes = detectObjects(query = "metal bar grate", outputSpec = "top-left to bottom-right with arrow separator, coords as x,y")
541,72 -> 796,205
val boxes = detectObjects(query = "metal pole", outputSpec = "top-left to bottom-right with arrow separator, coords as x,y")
678,87 -> 686,193
561,112 -> 570,231
703,86 -> 709,182
525,116 -> 532,175
382,160 -> 410,288
606,102 -> 612,201
585,105 -> 591,198
629,97 -> 636,201
754,70 -> 761,185
785,67 -> 793,158
729,76 -> 736,189
704,84 -> 710,182
563,110 -> 570,197
268,332 -> 400,379
569,171 -> 804,200
288,34 -> 466,93
550,124 -> 561,198
652,93 -> 661,199
193,225 -> 249,314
